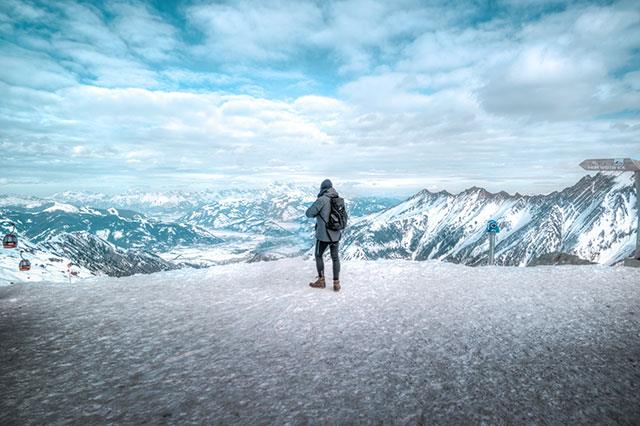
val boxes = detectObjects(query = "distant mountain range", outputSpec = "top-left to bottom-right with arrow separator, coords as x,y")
48,183 -> 400,222
2,202 -> 222,251
0,201 -> 221,283
341,173 -> 637,266
0,186 -> 401,282
1,174 -> 635,282
179,186 -> 401,236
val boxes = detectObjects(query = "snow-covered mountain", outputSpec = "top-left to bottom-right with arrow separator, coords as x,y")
0,233 -> 91,284
0,231 -> 173,285
52,183 -> 319,221
180,184 -> 315,236
180,186 -> 401,237
52,190 -> 218,221
41,232 -> 175,277
1,202 -> 222,252
3,173 -> 633,282
0,187 -> 401,281
52,185 -> 402,234
342,173 -> 637,266
0,202 -> 220,282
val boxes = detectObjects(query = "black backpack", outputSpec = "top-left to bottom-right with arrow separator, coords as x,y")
326,196 -> 348,231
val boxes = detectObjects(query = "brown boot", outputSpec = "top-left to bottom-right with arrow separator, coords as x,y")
309,276 -> 326,289
333,279 -> 341,292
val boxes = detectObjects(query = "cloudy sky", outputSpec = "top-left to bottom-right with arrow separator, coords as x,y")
1,0 -> 639,196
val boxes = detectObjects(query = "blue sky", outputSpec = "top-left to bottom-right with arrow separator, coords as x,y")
1,0 -> 639,196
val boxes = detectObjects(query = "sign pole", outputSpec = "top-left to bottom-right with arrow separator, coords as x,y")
489,233 -> 496,266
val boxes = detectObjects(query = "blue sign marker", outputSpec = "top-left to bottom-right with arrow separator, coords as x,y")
486,219 -> 500,234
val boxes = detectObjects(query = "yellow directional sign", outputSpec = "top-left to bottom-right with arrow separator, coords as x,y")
579,158 -> 640,172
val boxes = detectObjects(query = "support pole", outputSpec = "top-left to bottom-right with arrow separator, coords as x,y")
636,171 -> 640,259
489,233 -> 496,266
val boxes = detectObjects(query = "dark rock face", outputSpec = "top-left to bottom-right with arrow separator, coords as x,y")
342,173 -> 637,266
42,232 -> 176,277
527,252 -> 595,266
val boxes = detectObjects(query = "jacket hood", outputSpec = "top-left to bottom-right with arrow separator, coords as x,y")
318,179 -> 333,197
320,179 -> 333,191
320,187 -> 338,198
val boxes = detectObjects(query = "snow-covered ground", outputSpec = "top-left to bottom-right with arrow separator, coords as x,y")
1,259 -> 639,424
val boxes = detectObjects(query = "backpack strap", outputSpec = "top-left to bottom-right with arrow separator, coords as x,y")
318,214 -> 334,243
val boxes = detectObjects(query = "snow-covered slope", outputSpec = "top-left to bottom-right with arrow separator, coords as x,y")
2,258 -> 639,424
0,203 -> 219,282
0,236 -> 93,285
343,173 -> 637,265
0,231 -> 176,284
0,203 -> 222,252
41,232 -> 176,278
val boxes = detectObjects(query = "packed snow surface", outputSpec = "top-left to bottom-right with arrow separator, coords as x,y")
1,259 -> 639,424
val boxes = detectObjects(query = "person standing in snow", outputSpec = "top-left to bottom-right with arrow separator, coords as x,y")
306,179 -> 346,292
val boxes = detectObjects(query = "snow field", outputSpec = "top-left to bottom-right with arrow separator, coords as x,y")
1,258 -> 640,424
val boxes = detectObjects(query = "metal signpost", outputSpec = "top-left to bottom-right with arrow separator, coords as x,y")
580,158 -> 640,264
486,219 -> 500,265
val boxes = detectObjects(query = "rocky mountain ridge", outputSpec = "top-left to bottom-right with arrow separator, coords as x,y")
342,173 -> 636,266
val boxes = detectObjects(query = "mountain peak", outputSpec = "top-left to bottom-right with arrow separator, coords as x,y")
460,186 -> 491,197
410,188 -> 451,201
343,173 -> 636,266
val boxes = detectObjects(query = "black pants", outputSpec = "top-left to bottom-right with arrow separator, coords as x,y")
315,240 -> 340,280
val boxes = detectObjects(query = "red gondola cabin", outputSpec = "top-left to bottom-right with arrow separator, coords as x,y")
3,233 -> 17,249
19,259 -> 31,271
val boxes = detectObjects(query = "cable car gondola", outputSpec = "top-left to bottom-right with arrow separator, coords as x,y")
19,260 -> 30,271
67,262 -> 79,277
3,222 -> 18,249
19,251 -> 31,271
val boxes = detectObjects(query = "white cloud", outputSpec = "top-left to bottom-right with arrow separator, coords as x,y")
476,2 -> 640,120
161,69 -> 248,88
4,0 -> 47,20
56,2 -> 129,53
0,42 -> 77,89
3,79 -> 639,194
107,1 -> 181,62
184,0 -> 459,75
0,1 -> 179,89
479,45 -> 609,119
186,0 -> 322,62
293,95 -> 348,115
1,0 -> 639,195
